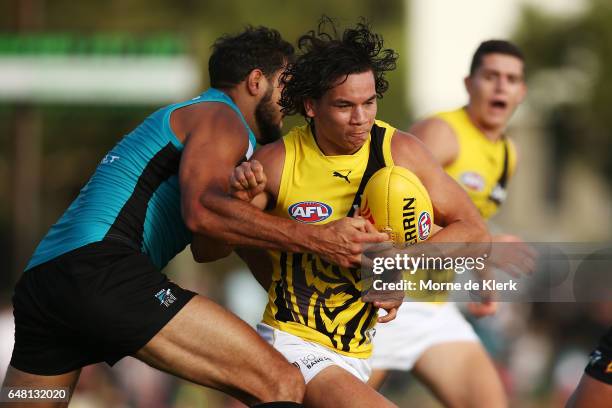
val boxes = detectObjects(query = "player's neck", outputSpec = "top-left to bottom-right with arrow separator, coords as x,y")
464,106 -> 505,142
223,87 -> 258,135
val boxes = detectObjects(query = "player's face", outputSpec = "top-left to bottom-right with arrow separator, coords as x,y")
465,53 -> 526,131
255,69 -> 285,145
306,70 -> 377,155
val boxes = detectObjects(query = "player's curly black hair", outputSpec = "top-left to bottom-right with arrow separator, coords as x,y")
209,26 -> 294,88
280,17 -> 398,119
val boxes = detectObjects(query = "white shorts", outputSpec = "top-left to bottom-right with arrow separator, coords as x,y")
257,323 -> 371,384
370,302 -> 479,371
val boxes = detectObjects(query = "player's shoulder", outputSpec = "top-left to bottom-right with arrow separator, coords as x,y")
176,101 -> 251,164
253,139 -> 285,166
407,114 -> 459,166
409,115 -> 457,141
191,102 -> 247,134
253,139 -> 285,201
389,127 -> 458,175
390,129 -> 432,162
270,124 -> 311,158
172,101 -> 245,142
282,123 -> 310,142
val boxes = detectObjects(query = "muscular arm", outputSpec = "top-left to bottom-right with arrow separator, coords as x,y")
189,142 -> 283,265
409,118 -> 459,167
391,130 -> 489,244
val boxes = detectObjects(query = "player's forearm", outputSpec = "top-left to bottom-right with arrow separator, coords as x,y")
190,191 -> 319,253
428,218 -> 490,244
426,218 -> 491,262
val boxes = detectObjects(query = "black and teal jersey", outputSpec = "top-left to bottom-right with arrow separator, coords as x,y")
27,88 -> 256,271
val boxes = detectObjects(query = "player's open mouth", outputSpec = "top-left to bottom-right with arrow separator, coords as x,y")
490,100 -> 508,110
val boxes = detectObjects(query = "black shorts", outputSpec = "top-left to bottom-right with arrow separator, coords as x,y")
584,327 -> 612,385
10,241 -> 196,375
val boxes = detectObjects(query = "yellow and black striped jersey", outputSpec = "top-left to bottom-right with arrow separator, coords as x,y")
262,120 -> 395,358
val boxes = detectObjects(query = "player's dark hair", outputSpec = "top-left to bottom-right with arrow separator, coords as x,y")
280,16 -> 398,119
209,26 -> 294,88
469,40 -> 524,76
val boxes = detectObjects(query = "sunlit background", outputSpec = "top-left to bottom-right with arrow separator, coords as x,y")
0,0 -> 610,407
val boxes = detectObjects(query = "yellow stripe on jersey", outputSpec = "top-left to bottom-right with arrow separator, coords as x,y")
436,108 -> 517,219
263,120 -> 395,358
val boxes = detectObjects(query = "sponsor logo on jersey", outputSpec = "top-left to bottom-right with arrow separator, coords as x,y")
418,211 -> 432,241
288,201 -> 332,223
403,197 -> 417,243
100,154 -> 120,164
460,171 -> 485,192
154,288 -> 177,307
299,353 -> 332,370
332,170 -> 351,183
588,350 -> 602,366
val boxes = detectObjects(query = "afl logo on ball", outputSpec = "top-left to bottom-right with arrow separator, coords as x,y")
418,211 -> 432,240
288,201 -> 332,223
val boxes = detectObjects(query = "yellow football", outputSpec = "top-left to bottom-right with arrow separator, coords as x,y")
360,166 -> 434,244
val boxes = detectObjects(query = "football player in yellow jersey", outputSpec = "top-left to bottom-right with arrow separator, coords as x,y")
231,19 -> 489,408
369,40 -> 527,407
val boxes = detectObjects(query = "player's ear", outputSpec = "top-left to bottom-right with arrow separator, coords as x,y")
246,69 -> 265,96
463,75 -> 472,95
517,81 -> 527,104
304,98 -> 316,118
